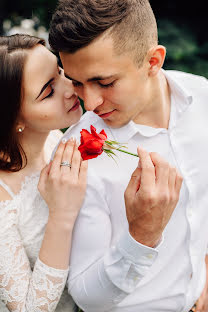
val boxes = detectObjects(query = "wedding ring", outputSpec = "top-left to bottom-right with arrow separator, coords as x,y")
60,161 -> 71,168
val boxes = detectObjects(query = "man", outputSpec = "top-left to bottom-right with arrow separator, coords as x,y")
49,0 -> 208,311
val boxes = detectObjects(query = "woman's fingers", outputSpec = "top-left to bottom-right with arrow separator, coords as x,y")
50,139 -> 66,175
38,162 -> 52,191
60,138 -> 75,173
78,160 -> 88,186
70,142 -> 82,179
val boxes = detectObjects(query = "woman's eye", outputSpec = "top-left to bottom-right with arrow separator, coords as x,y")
59,67 -> 63,75
99,81 -> 114,88
43,87 -> 54,100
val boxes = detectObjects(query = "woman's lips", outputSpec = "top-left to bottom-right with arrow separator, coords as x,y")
68,98 -> 80,112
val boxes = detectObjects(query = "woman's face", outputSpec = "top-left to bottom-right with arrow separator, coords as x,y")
20,44 -> 82,133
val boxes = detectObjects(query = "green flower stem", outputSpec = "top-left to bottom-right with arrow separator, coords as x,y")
116,148 -> 138,157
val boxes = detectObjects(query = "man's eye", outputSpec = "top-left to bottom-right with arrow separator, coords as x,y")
72,81 -> 82,87
98,81 -> 114,88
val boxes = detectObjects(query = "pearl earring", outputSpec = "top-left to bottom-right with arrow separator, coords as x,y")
18,128 -> 23,133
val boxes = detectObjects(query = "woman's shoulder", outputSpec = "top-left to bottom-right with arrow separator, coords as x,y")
0,185 -> 13,202
0,171 -> 15,203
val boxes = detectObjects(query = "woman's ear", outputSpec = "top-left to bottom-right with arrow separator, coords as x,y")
147,45 -> 166,76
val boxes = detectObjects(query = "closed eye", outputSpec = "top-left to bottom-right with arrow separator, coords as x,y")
72,80 -> 83,87
43,86 -> 54,100
98,81 -> 115,88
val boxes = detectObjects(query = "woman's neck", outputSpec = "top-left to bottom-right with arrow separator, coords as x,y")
19,128 -> 50,174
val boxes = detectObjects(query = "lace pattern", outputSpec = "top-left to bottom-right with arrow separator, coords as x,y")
0,131 -> 72,311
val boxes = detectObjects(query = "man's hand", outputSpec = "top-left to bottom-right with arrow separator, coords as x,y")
124,147 -> 183,247
195,255 -> 208,312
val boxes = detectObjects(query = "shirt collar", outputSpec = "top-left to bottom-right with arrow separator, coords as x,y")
106,69 -> 193,142
164,69 -> 193,110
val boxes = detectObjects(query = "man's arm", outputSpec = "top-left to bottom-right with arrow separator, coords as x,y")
125,147 -> 183,247
68,148 -> 182,311
68,171 -> 159,312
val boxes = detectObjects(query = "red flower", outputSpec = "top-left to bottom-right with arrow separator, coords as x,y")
78,125 -> 107,160
78,125 -> 138,161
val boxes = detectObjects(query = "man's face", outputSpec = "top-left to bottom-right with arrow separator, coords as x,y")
60,36 -> 151,128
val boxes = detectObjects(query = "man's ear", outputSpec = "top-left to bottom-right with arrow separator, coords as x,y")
146,45 -> 166,76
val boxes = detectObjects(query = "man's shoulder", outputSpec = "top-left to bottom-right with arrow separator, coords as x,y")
166,70 -> 208,92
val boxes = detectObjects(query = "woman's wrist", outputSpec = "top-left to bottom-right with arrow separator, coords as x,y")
47,214 -> 77,233
40,217 -> 73,269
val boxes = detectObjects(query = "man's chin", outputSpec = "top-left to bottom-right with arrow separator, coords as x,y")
102,118 -> 128,129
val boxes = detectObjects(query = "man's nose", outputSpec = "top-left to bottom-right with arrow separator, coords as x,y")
83,87 -> 104,112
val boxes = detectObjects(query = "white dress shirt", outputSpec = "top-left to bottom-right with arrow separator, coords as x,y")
60,70 -> 208,312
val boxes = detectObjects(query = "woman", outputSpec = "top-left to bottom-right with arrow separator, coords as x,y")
0,34 -> 87,311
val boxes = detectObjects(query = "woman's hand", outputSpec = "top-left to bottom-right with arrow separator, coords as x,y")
38,138 -> 88,228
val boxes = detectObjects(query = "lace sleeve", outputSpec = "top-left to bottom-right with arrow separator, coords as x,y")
0,202 -> 69,311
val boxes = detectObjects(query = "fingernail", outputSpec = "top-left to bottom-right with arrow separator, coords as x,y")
62,138 -> 67,144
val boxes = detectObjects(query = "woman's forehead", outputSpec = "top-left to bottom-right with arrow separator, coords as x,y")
23,45 -> 57,99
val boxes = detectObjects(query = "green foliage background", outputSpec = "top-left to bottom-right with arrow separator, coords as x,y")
0,0 -> 207,78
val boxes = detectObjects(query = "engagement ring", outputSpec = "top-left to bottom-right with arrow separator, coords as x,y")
60,161 -> 71,168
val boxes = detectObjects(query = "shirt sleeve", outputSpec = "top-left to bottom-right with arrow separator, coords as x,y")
0,202 -> 69,311
67,171 -> 159,312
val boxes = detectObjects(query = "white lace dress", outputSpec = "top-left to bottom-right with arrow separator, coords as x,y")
0,131 -> 75,312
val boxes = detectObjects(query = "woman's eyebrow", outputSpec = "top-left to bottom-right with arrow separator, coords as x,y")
36,78 -> 54,100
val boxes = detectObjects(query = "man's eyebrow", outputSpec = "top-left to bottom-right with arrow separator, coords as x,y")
64,74 -> 114,83
36,78 -> 54,100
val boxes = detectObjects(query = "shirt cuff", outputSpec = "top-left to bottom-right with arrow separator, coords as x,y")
117,229 -> 159,266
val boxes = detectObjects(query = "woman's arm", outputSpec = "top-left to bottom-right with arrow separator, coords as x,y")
0,138 -> 88,311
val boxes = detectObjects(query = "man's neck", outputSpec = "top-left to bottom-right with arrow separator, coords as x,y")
133,71 -> 171,129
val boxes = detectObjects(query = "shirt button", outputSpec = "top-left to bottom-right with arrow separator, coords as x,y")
187,210 -> 193,217
146,253 -> 153,259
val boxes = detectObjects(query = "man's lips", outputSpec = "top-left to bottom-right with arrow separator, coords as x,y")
96,109 -> 116,118
68,97 -> 80,112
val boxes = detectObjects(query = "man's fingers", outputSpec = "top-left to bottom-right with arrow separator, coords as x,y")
137,147 -> 155,190
168,166 -> 177,193
125,167 -> 142,199
175,171 -> 183,194
150,152 -> 169,187
195,298 -> 203,311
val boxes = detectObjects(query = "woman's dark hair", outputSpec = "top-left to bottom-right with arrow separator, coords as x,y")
0,34 -> 45,172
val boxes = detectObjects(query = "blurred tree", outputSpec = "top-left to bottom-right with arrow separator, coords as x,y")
0,0 -> 207,77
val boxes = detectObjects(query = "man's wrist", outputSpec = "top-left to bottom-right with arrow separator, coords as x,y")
129,226 -> 162,248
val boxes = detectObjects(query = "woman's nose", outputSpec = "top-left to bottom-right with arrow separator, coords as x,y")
64,91 -> 73,99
